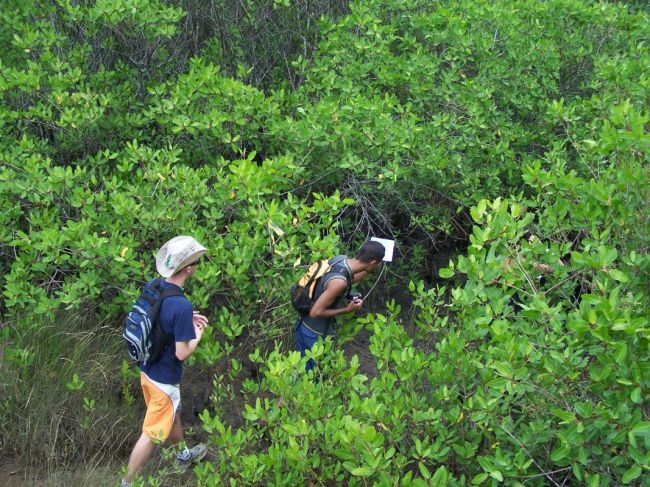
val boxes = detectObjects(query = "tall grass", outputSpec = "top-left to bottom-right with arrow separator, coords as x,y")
0,308 -> 138,472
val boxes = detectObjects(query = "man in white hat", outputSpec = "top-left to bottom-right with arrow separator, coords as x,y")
121,236 -> 209,487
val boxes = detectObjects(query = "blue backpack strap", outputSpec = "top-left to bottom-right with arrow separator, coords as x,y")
147,279 -> 184,318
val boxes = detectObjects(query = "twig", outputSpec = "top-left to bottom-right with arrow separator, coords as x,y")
499,425 -> 562,487
521,467 -> 571,482
504,246 -> 537,295
543,269 -> 587,294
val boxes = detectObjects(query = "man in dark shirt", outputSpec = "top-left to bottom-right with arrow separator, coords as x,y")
295,240 -> 385,372
121,236 -> 209,487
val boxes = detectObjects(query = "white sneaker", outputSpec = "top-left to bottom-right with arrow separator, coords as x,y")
176,443 -> 208,469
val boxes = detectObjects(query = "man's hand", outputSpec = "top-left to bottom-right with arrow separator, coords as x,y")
176,312 -> 209,361
192,311 -> 209,340
346,297 -> 363,312
309,278 -> 365,318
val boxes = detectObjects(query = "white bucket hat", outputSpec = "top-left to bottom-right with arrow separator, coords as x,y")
155,236 -> 207,277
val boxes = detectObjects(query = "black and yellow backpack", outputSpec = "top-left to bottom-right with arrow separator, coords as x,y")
290,256 -> 346,315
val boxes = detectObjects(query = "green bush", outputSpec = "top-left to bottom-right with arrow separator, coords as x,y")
197,156 -> 648,485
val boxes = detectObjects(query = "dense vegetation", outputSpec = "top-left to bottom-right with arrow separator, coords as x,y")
1,0 -> 648,485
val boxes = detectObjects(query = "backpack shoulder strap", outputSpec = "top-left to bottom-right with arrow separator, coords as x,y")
160,286 -> 184,299
319,258 -> 352,300
319,255 -> 349,284
147,278 -> 184,299
326,256 -> 352,283
150,280 -> 185,327
302,260 -> 324,289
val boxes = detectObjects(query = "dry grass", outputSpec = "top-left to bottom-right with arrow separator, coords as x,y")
1,308 -> 139,476
1,307 -> 210,486
1,455 -> 201,487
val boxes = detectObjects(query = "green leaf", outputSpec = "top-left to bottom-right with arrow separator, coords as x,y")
631,422 -> 650,436
621,464 -> 641,483
471,473 -> 488,485
581,294 -> 601,305
350,466 -> 373,477
363,425 -> 376,443
492,361 -> 513,378
614,343 -> 628,363
431,466 -> 448,484
491,320 -> 508,335
608,269 -> 628,282
572,463 -> 583,481
439,267 -> 454,278
470,199 -> 487,222
282,423 -> 300,435
550,444 -> 570,462
574,402 -> 593,418
587,473 -> 600,487
418,462 -> 431,479
489,470 -> 503,482
551,408 -> 575,423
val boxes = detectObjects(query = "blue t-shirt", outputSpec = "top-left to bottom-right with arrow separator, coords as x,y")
140,281 -> 196,384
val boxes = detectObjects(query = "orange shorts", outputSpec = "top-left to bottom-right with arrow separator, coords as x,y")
140,372 -> 181,442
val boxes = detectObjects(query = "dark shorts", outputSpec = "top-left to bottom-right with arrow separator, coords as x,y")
294,319 -> 322,373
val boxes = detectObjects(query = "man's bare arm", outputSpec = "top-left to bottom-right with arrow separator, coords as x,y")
175,313 -> 207,361
309,279 -> 362,319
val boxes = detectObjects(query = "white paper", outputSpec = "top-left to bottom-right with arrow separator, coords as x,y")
371,237 -> 395,262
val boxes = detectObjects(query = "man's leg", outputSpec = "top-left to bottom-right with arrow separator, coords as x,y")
124,433 -> 156,483
167,410 -> 208,467
167,413 -> 183,445
294,320 -> 319,373
123,373 -> 178,484
294,319 -> 306,354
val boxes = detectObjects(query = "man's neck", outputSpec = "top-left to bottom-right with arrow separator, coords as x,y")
347,258 -> 370,275
165,274 -> 187,288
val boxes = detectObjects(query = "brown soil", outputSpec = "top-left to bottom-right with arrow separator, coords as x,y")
0,458 -> 118,487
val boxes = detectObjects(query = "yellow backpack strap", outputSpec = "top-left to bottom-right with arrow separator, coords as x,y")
308,259 -> 336,299
298,256 -> 345,299
298,260 -> 327,299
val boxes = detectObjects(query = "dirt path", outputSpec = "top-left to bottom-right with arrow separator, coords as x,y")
0,460 -> 26,487
0,457 -> 124,487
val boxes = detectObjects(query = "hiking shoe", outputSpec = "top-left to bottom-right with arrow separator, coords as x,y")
176,443 -> 207,470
